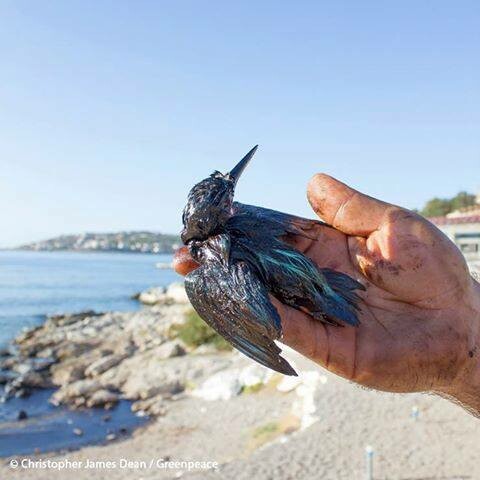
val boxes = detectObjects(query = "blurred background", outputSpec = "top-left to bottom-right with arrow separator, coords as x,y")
0,1 -> 479,479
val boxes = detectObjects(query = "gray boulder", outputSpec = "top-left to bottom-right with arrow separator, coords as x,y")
85,353 -> 127,377
86,389 -> 119,407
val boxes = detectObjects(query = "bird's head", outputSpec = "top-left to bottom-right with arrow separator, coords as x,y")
181,145 -> 258,244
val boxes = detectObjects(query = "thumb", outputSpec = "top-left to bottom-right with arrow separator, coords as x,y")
307,173 -> 396,237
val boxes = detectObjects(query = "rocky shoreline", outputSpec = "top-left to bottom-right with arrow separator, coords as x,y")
0,280 -> 328,468
4,263 -> 479,417
0,283 -> 226,417
0,283 -> 304,425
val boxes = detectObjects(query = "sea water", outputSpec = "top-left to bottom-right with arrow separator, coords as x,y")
0,250 -> 179,456
0,250 -> 179,346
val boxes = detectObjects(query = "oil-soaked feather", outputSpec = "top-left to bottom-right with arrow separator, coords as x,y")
231,235 -> 362,327
320,268 -> 366,306
185,260 -> 297,376
232,202 -> 323,239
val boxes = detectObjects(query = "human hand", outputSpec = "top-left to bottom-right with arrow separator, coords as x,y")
174,174 -> 480,413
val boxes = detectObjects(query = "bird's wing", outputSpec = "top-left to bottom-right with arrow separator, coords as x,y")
184,260 -> 297,376
232,202 -> 325,239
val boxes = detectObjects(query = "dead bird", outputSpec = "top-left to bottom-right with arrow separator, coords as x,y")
182,146 -> 364,375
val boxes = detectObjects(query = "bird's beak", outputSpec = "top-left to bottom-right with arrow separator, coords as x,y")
229,145 -> 258,184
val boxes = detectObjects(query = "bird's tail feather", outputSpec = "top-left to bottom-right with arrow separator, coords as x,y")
317,268 -> 365,326
313,294 -> 359,326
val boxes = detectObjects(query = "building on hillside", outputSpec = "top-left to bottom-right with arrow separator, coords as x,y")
428,194 -> 480,261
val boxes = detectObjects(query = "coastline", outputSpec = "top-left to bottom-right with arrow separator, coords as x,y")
3,249 -> 175,255
1,266 -> 480,477
0,282 -> 253,458
0,284 -> 193,435
0,281 -> 308,468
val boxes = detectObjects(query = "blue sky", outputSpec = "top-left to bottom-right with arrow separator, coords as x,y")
1,1 -> 479,248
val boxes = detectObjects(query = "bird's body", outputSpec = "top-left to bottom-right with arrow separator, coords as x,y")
182,146 -> 364,375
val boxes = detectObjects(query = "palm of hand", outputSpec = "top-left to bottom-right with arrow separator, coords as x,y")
277,175 -> 474,393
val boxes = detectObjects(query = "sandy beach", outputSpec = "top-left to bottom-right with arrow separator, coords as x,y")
2,343 -> 480,479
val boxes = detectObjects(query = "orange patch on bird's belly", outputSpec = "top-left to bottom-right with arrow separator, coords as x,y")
173,246 -> 200,276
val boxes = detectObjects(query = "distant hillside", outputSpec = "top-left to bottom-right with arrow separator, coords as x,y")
419,191 -> 477,217
18,231 -> 180,254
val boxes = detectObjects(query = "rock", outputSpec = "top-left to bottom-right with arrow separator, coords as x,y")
51,361 -> 87,385
277,375 -> 302,393
0,371 -> 15,384
192,369 -> 242,401
52,363 -> 85,385
107,345 -> 202,400
0,357 -> 16,369
73,397 -> 86,408
17,410 -> 28,420
155,340 -> 186,360
126,308 -> 187,351
48,311 -> 101,327
21,371 -> 52,388
165,283 -> 189,304
102,414 -> 111,422
68,379 -> 102,396
10,357 -> 55,375
73,428 -> 83,436
2,377 -> 24,399
131,395 -> 166,416
54,340 -> 101,360
35,347 -> 55,359
292,371 -> 321,430
192,344 -> 219,355
85,353 -> 127,377
1,295 -> 238,409
113,340 -> 136,357
86,389 -> 119,408
137,283 -> 189,305
138,380 -> 184,400
15,326 -> 41,343
238,365 -> 272,388
13,362 -> 32,376
34,357 -> 56,371
51,379 -> 102,405
15,388 -> 30,398
138,287 -> 167,305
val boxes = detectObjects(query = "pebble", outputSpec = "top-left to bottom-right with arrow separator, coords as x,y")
17,410 -> 28,420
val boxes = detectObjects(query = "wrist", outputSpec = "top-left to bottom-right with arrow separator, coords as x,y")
436,279 -> 480,415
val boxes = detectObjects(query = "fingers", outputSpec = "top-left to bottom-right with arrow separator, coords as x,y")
307,173 -> 397,237
173,246 -> 200,276
272,298 -> 356,379
272,298 -> 328,363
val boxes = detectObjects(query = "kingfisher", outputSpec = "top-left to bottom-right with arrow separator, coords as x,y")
182,146 -> 364,376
